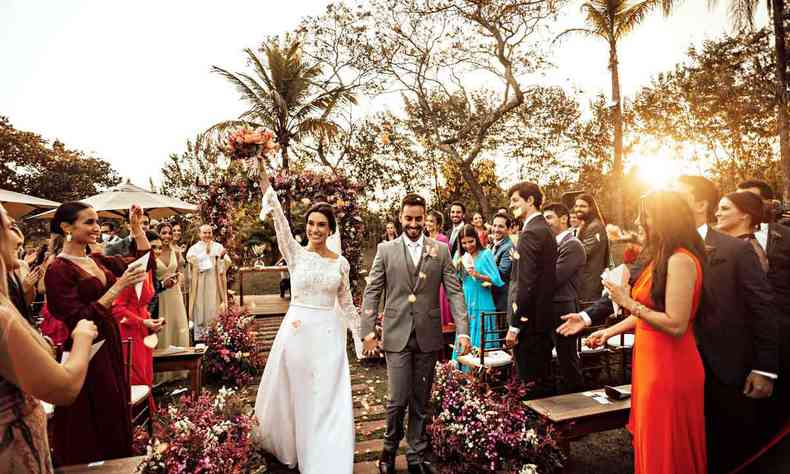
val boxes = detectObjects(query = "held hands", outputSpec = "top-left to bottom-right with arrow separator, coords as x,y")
743,372 -> 774,399
72,319 -> 98,343
362,333 -> 380,358
556,313 -> 587,337
504,330 -> 518,348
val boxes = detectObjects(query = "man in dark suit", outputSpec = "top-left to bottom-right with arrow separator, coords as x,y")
447,201 -> 466,259
738,179 -> 790,443
543,203 -> 585,393
504,182 -> 558,393
574,194 -> 609,303
558,176 -> 780,473
488,212 -> 513,314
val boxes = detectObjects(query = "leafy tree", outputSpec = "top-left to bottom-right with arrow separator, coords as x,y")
160,137 -> 228,200
557,0 -> 654,224
0,115 -> 120,202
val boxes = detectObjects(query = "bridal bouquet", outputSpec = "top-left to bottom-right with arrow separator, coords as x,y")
225,127 -> 279,178
204,305 -> 265,387
428,363 -> 565,473
135,388 -> 265,474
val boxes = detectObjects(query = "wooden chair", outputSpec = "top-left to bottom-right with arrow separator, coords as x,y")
456,311 -> 513,386
122,338 -> 152,435
606,333 -> 634,384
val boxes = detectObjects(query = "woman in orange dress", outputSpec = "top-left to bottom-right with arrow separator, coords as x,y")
587,191 -> 707,474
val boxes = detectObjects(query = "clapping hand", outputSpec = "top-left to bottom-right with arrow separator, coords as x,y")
72,319 -> 98,343
22,266 -> 43,292
143,319 -> 165,333
603,279 -> 632,309
129,204 -> 144,231
556,313 -> 587,337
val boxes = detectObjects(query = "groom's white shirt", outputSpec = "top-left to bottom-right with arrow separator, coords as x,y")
404,233 -> 424,267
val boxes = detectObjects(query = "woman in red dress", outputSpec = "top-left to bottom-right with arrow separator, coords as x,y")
587,191 -> 707,474
112,231 -> 164,396
44,202 -> 153,466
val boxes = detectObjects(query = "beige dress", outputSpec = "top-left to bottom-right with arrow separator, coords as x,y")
186,241 -> 230,340
155,249 -> 190,383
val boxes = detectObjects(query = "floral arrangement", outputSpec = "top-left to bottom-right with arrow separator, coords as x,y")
204,305 -> 264,387
428,363 -> 565,473
135,388 -> 265,473
225,127 -> 279,170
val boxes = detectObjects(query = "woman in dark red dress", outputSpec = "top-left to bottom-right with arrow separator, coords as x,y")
44,202 -> 152,466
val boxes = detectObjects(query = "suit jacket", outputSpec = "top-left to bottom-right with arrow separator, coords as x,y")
361,235 -> 469,352
696,228 -> 779,386
554,232 -> 585,305
490,236 -> 513,313
448,223 -> 464,259
766,222 -> 790,314
507,214 -> 558,333
578,218 -> 609,302
104,235 -> 133,257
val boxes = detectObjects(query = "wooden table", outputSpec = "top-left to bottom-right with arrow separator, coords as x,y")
153,348 -> 205,398
524,385 -> 631,451
56,456 -> 144,473
237,265 -> 288,306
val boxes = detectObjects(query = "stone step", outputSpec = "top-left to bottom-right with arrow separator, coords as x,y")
353,455 -> 407,474
352,383 -> 371,396
354,439 -> 404,463
354,404 -> 386,419
355,419 -> 387,438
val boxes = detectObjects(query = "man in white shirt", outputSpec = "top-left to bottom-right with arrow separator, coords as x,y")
447,201 -> 466,258
186,224 -> 231,340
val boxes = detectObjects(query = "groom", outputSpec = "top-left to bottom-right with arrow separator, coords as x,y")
362,193 -> 471,474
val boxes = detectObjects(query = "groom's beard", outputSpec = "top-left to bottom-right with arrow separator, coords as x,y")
404,225 -> 424,240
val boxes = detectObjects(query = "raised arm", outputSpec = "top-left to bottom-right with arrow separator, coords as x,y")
337,258 -> 363,359
257,165 -> 300,266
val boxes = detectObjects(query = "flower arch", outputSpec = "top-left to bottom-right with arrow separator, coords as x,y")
196,168 -> 365,293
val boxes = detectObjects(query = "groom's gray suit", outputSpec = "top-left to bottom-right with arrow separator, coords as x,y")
362,234 -> 468,464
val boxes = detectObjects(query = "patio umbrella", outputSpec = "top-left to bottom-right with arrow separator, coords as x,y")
0,188 -> 60,219
30,181 -> 198,220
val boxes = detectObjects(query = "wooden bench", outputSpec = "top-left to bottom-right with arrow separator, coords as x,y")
153,347 -> 205,399
524,384 -> 631,453
55,456 -> 145,473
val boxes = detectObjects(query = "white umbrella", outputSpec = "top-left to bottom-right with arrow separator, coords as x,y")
30,181 -> 198,220
0,188 -> 60,219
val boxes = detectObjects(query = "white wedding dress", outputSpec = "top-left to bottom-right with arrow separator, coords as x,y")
254,187 -> 363,474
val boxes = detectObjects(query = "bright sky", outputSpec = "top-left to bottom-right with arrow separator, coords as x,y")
0,0 -> 768,190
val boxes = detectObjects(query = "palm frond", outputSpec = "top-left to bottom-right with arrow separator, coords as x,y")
294,118 -> 339,141
553,27 -> 599,44
728,0 -> 759,31
243,48 -> 275,91
211,66 -> 265,106
614,0 -> 654,40
580,2 -> 612,37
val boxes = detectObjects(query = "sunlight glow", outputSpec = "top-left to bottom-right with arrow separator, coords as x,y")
633,155 -> 683,191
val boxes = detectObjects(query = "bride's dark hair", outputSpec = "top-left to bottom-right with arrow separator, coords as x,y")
305,202 -> 337,233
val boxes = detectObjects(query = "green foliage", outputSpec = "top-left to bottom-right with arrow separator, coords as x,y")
0,115 -> 120,202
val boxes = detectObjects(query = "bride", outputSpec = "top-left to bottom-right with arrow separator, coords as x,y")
252,160 -> 362,473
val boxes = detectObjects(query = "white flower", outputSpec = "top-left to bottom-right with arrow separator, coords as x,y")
520,464 -> 538,474
525,428 -> 538,446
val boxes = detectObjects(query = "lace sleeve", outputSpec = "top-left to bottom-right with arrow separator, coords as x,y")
337,257 -> 363,359
259,186 -> 300,266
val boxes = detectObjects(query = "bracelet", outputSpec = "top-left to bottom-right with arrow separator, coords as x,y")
631,302 -> 648,319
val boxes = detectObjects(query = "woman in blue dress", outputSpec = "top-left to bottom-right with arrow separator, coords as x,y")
452,224 -> 504,362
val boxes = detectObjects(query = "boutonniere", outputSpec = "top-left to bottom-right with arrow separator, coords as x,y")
509,248 -> 520,260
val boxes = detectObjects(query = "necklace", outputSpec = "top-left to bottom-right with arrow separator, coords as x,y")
58,253 -> 93,263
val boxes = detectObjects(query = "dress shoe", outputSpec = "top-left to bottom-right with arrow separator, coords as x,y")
378,449 -> 396,474
407,461 -> 437,474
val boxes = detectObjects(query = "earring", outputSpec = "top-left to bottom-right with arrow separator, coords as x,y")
66,233 -> 72,242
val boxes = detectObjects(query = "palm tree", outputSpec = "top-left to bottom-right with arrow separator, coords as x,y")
208,36 -> 356,175
558,0 -> 654,225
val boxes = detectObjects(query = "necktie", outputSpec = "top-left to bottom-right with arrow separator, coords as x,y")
741,234 -> 770,273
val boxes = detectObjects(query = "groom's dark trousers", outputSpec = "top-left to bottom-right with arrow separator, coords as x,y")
383,330 -> 437,464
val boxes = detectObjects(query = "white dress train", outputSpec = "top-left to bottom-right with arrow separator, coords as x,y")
254,187 -> 363,474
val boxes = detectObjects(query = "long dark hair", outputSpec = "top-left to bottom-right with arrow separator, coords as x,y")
576,193 -> 605,225
640,191 -> 706,311
458,224 -> 483,256
305,202 -> 337,233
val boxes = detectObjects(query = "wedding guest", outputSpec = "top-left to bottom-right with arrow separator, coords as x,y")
716,192 -> 769,269
44,202 -> 153,465
504,182 -> 557,394
171,222 -> 189,302
488,212 -> 513,314
112,230 -> 164,408
558,176 -> 779,474
100,221 -> 121,245
447,201 -> 466,258
569,213 -> 581,236
586,191 -> 706,473
104,212 -> 151,257
7,226 -> 40,326
381,221 -> 398,242
37,235 -> 70,348
542,203 -> 585,393
0,203 -> 99,474
575,193 -> 609,303
451,224 -> 504,364
426,211 -> 453,325
154,223 -> 190,382
471,212 -> 489,247
186,225 -> 231,340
